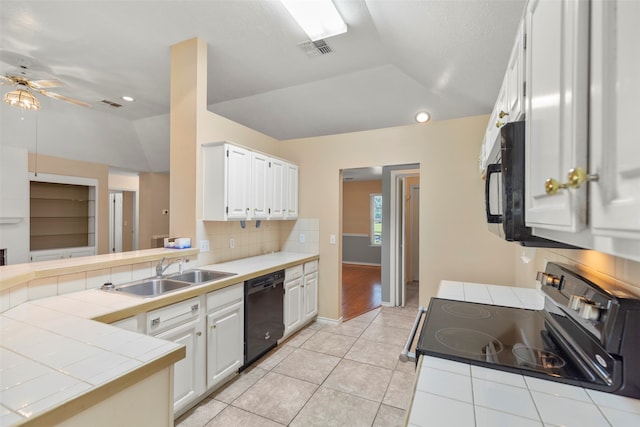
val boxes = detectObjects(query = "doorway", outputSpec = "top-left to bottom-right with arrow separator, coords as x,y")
109,190 -> 136,253
389,169 -> 419,307
341,165 -> 420,320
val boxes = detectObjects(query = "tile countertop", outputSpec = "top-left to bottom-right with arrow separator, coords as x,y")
0,251 -> 318,426
406,281 -> 640,427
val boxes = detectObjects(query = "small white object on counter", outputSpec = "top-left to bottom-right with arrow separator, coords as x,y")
406,281 -> 640,427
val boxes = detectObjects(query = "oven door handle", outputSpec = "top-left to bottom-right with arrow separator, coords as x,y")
485,163 -> 503,224
399,306 -> 427,363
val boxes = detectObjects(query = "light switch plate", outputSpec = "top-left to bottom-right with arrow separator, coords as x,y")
299,233 -> 305,243
199,240 -> 210,252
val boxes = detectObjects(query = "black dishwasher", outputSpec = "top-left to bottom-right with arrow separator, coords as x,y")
243,270 -> 285,368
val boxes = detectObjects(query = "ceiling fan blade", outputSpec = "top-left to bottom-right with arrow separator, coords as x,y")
38,90 -> 91,108
0,75 -> 16,85
29,79 -> 63,89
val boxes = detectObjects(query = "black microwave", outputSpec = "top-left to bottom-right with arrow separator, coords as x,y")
484,121 -> 576,248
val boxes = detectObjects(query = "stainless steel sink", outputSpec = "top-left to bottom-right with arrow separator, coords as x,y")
168,269 -> 236,284
111,278 -> 192,298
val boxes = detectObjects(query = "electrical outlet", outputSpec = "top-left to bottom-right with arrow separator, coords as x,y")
329,234 -> 336,244
229,238 -> 235,249
199,240 -> 210,252
299,233 -> 305,243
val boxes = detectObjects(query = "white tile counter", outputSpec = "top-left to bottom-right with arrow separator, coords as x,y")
406,281 -> 640,427
0,251 -> 317,426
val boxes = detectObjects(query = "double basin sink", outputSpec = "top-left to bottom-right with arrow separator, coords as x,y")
102,269 -> 236,298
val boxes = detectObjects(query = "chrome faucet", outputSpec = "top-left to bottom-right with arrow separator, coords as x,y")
155,257 -> 187,277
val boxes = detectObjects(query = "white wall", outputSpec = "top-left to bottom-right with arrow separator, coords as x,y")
0,146 -> 29,264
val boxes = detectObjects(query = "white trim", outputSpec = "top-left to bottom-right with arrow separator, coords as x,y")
315,316 -> 342,326
342,261 -> 381,267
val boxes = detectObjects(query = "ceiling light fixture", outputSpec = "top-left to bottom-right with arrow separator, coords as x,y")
279,0 -> 347,41
121,96 -> 135,102
3,88 -> 41,110
415,111 -> 431,123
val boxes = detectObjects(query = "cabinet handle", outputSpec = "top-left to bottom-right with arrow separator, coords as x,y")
191,304 -> 199,312
197,332 -> 202,336
211,324 -> 216,329
498,110 -> 509,119
495,121 -> 505,128
151,317 -> 160,326
545,167 -> 599,195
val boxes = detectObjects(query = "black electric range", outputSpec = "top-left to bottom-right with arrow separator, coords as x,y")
415,262 -> 640,398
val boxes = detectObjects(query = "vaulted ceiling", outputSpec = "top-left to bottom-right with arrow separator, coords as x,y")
0,0 -> 525,173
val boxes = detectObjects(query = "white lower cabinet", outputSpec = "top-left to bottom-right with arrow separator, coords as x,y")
147,297 -> 205,415
206,283 -> 244,390
283,261 -> 318,339
303,271 -> 318,322
284,277 -> 303,338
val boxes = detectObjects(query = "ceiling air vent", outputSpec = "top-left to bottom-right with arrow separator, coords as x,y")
99,99 -> 122,108
298,39 -> 334,57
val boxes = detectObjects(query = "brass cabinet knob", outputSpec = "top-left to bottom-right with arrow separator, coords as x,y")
544,178 -> 567,195
499,110 -> 509,119
544,167 -> 598,195
567,167 -> 599,189
495,121 -> 505,128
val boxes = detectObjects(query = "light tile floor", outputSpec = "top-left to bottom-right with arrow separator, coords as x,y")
176,282 -> 420,427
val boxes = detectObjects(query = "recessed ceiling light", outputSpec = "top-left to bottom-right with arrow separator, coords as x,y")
415,111 -> 430,123
121,96 -> 135,102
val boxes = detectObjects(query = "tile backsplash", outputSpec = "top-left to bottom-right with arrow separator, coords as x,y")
197,218 -> 319,266
516,247 -> 640,293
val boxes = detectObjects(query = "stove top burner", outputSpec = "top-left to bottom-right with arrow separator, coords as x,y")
435,328 -> 503,357
441,302 -> 492,319
512,344 -> 566,369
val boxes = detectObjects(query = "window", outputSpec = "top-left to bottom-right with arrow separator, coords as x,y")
370,193 -> 382,246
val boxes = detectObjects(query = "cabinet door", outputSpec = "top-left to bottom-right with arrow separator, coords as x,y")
226,145 -> 251,219
590,0 -> 640,246
284,278 -> 303,337
269,158 -> 286,219
303,272 -> 318,322
524,0 -> 589,233
506,21 -> 524,120
155,318 -> 204,413
206,301 -> 243,389
251,152 -> 269,219
284,163 -> 299,219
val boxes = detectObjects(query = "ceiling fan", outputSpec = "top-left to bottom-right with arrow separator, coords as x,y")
1,74 -> 91,110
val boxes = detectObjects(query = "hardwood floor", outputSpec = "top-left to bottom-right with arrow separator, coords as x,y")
342,263 -> 382,321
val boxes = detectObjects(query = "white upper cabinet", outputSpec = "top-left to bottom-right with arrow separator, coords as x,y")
479,19 -> 525,175
285,162 -> 299,219
505,20 -> 525,121
589,0 -> 640,252
202,142 -> 299,221
269,157 -> 286,219
251,152 -> 270,220
202,143 -> 250,221
521,0 -> 640,261
524,0 -> 589,233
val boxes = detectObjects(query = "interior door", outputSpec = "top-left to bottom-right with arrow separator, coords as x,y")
395,176 -> 406,307
410,185 -> 420,281
109,192 -> 123,253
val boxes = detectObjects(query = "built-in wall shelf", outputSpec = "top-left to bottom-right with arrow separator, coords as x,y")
0,217 -> 24,224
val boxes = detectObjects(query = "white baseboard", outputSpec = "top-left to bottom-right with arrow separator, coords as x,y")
342,261 -> 382,267
316,316 -> 342,325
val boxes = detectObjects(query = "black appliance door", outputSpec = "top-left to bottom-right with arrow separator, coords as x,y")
244,280 -> 284,367
498,122 -> 577,248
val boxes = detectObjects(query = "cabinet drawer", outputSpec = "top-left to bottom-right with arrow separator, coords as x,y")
206,282 -> 243,312
304,260 -> 318,274
147,297 -> 201,334
286,265 -> 303,281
